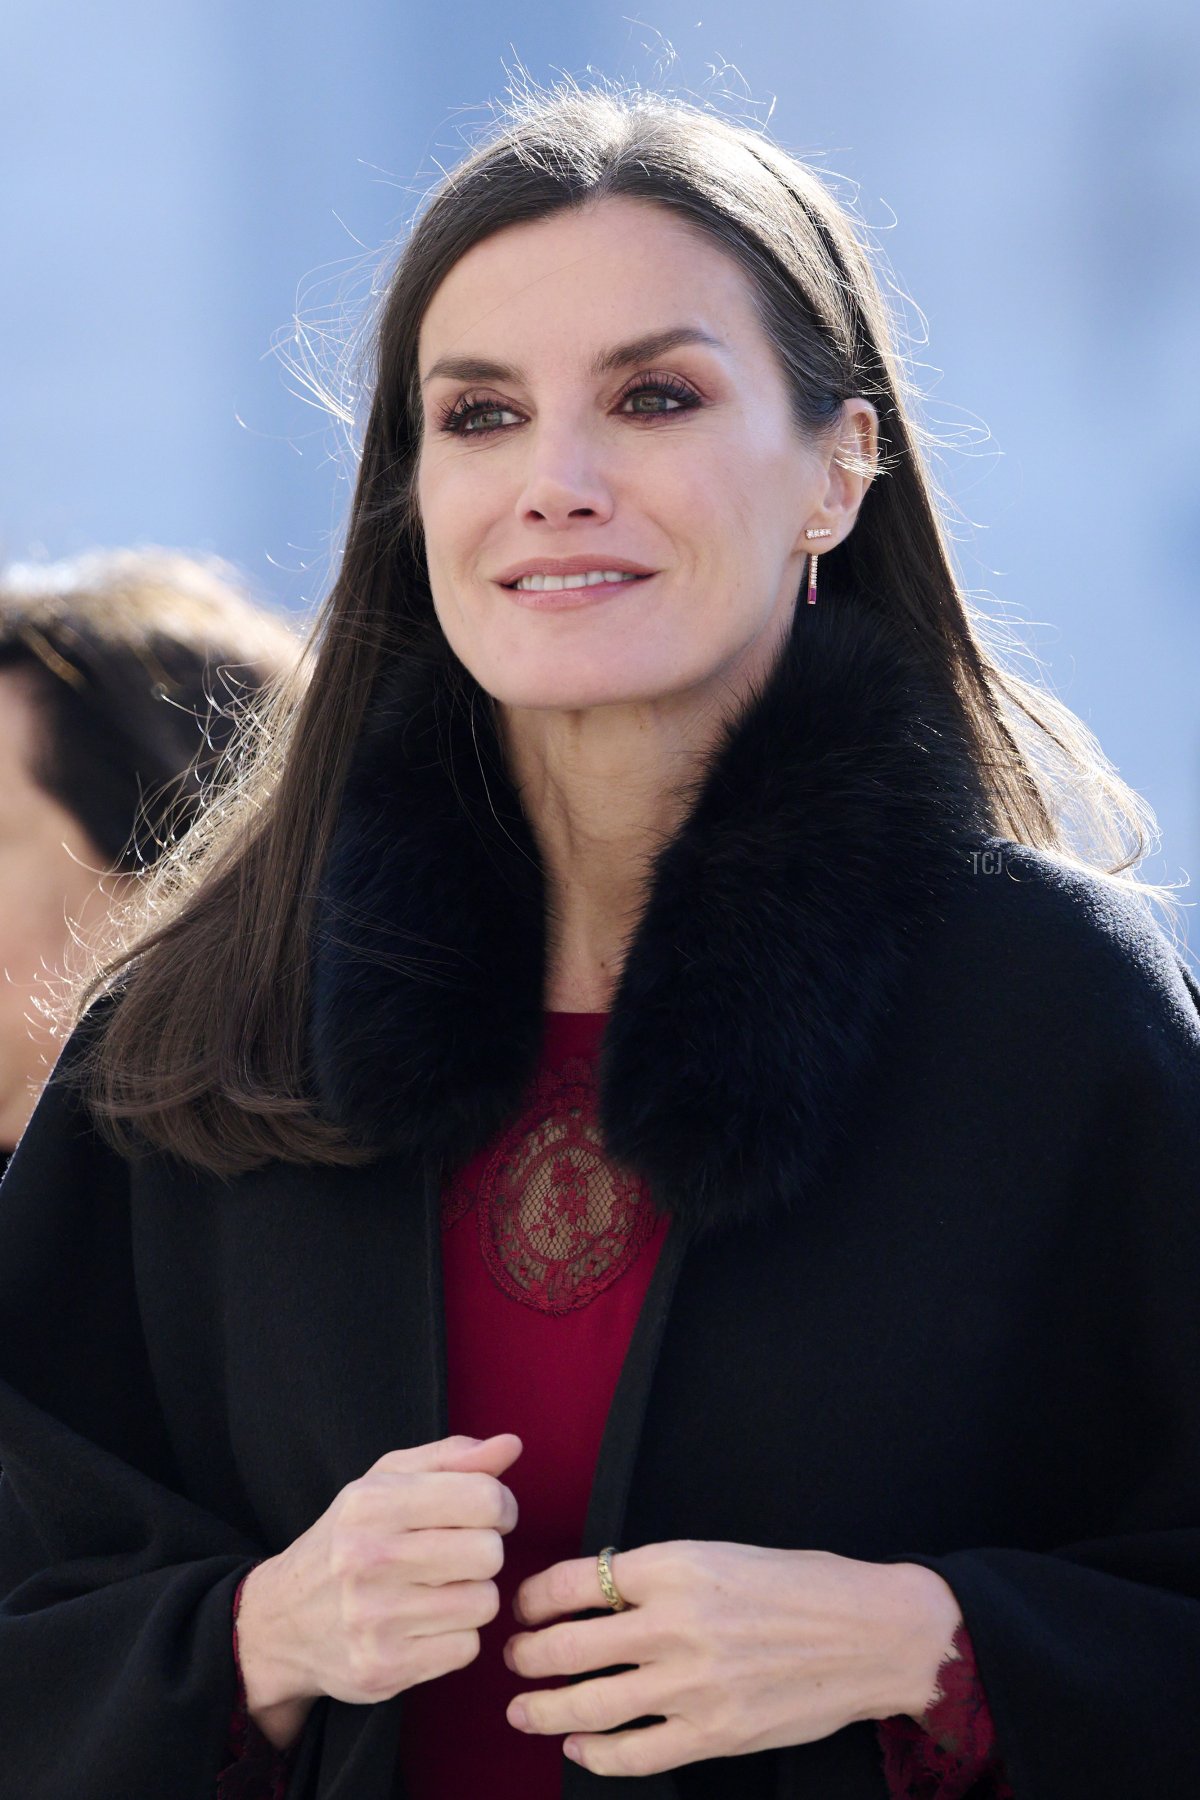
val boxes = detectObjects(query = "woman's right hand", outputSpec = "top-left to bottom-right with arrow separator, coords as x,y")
234,1432 -> 523,1751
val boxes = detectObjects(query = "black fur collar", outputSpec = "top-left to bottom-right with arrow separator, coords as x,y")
310,598 -> 991,1235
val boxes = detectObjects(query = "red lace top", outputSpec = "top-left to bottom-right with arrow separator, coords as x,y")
219,1012 -> 1012,1798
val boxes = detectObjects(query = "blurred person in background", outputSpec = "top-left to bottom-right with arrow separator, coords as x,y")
0,549 -> 300,1175
0,83 -> 1197,1800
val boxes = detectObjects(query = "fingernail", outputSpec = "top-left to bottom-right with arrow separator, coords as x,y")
564,1740 -> 582,1763
502,1640 -> 515,1671
508,1701 -> 529,1731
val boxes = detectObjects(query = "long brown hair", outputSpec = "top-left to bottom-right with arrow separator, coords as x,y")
70,80 -> 1182,1175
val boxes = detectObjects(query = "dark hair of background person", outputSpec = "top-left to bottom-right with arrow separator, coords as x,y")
66,79 -> 1181,1178
0,548 -> 301,873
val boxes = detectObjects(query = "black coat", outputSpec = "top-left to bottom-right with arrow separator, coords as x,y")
0,597 -> 1198,1800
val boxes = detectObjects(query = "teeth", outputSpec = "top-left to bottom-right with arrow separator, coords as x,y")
514,569 -> 643,592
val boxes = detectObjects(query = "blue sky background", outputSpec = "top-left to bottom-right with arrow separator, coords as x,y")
4,0 -> 1198,959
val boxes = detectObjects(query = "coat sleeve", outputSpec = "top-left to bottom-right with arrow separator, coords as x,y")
0,1013 -> 291,1800
889,916 -> 1200,1799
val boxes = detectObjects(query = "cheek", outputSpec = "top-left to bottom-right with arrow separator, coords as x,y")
419,447 -> 496,533
0,829 -> 107,983
0,861 -> 68,1127
667,445 -> 776,550
0,858 -> 70,976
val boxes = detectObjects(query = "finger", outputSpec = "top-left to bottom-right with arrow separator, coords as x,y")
509,1669 -> 653,1738
413,1626 -> 483,1683
564,1719 -> 698,1779
371,1433 -> 523,1480
390,1526 -> 506,1584
504,1613 -> 642,1681
402,1577 -> 501,1636
515,1550 -> 641,1626
364,1469 -> 518,1532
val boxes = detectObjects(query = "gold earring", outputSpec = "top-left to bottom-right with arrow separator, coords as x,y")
804,529 -> 833,605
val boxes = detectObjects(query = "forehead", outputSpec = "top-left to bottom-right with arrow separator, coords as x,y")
417,197 -> 763,376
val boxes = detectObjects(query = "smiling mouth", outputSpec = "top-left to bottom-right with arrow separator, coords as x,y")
501,573 -> 654,591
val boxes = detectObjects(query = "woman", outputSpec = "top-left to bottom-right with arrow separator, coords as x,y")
0,549 -> 298,1174
0,85 -> 1197,1800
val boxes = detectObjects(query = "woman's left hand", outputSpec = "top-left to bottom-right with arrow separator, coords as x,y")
503,1541 -> 962,1777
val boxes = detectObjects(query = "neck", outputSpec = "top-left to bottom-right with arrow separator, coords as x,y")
312,590 -> 991,1226
498,688 -> 739,1011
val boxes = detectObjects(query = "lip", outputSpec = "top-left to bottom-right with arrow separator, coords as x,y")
494,554 -> 658,585
501,572 -> 657,611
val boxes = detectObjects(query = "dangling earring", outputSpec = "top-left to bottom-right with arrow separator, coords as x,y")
804,528 -> 833,604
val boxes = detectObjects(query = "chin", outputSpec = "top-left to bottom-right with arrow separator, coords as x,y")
474,652 -> 702,715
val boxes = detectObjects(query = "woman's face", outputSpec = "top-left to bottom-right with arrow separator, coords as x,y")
0,670 -> 117,1148
416,195 -> 876,713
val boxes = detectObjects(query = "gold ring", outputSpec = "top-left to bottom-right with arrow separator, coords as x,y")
596,1544 -> 629,1611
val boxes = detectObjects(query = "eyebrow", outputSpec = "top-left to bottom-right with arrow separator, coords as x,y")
420,325 -> 728,390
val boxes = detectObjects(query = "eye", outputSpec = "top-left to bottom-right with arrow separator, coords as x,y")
435,372 -> 703,438
616,374 -> 701,419
438,396 -> 520,437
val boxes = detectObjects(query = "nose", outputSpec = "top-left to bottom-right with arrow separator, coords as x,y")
513,427 -> 616,528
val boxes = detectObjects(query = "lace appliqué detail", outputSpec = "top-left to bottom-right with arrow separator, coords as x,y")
876,1623 -> 1014,1800
441,1054 -> 656,1314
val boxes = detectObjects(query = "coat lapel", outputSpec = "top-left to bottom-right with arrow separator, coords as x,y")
564,1219 -> 695,1800
310,596 -> 989,1235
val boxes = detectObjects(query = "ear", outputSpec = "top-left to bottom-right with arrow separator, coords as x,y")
793,399 -> 880,555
